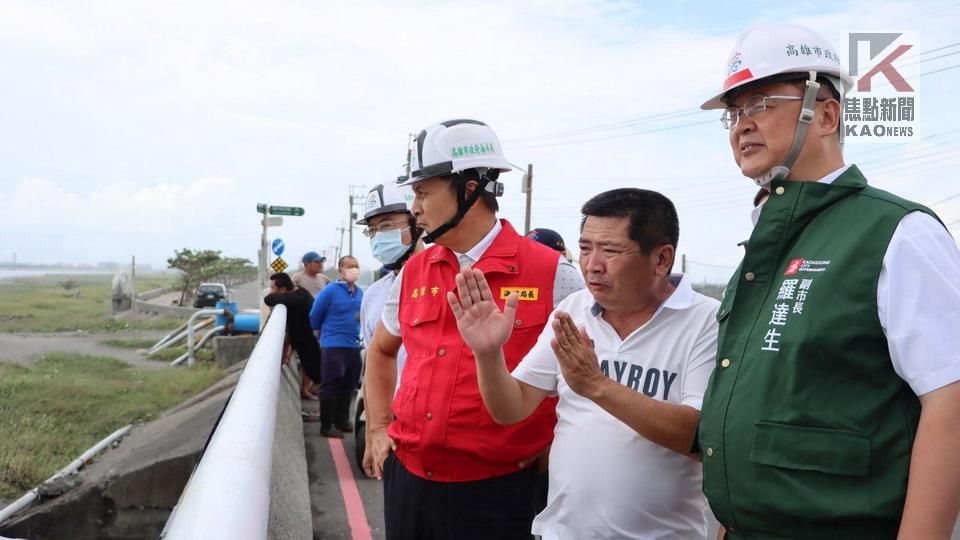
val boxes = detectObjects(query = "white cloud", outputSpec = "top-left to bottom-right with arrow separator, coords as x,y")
0,0 -> 957,278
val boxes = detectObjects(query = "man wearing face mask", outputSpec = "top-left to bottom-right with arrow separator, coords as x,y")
356,181 -> 425,470
357,181 -> 424,386
310,255 -> 364,438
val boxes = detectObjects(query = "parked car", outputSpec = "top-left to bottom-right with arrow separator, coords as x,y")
193,283 -> 227,308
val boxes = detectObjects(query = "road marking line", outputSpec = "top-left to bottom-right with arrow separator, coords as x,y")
328,437 -> 373,540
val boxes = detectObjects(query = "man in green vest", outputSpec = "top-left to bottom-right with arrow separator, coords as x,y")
696,23 -> 960,538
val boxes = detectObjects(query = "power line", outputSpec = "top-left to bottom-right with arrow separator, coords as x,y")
846,128 -> 960,159
502,109 -> 703,144
929,192 -> 960,207
866,146 -> 960,174
685,259 -> 737,270
857,138 -> 960,168
903,41 -> 960,60
869,152 -> 960,180
899,48 -> 960,69
502,39 -> 960,149
507,119 -> 716,150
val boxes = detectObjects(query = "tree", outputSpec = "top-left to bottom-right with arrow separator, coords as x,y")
167,249 -> 224,306
166,249 -> 257,306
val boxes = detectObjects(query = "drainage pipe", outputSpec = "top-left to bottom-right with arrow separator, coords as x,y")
0,424 -> 132,525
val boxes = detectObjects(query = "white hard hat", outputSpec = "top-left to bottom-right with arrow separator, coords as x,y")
399,119 -> 512,186
702,24 -> 853,110
355,182 -> 415,225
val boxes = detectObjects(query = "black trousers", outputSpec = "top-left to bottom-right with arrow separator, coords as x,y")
319,347 -> 361,396
382,453 -> 538,540
291,338 -> 322,384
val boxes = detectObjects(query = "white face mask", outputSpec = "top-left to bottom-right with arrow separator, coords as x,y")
342,267 -> 361,283
371,228 -> 411,265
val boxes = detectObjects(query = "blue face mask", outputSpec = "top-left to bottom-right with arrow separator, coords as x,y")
371,228 -> 410,265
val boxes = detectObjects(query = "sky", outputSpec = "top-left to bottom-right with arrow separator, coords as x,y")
2,0 -> 959,283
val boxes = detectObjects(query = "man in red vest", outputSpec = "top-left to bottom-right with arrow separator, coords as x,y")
362,119 -> 583,539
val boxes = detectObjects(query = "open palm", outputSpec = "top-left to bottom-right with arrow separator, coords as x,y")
447,268 -> 518,357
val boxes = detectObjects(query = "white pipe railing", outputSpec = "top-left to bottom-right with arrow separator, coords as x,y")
160,305 -> 286,540
186,309 -> 224,366
170,325 -> 225,367
0,424 -> 132,525
150,319 -> 213,356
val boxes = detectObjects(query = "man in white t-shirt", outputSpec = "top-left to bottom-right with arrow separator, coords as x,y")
448,188 -> 719,539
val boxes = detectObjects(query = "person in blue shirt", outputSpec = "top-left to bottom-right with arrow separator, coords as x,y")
310,255 -> 364,438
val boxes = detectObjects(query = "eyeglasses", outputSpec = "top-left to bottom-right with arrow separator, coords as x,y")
721,95 -> 825,130
361,220 -> 409,238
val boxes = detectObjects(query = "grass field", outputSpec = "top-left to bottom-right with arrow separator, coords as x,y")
147,345 -> 215,363
0,274 -> 183,333
101,337 -> 158,349
0,352 -> 224,500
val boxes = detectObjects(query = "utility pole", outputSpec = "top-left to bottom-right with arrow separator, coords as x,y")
130,255 -> 136,300
347,185 -> 368,256
259,205 -> 270,290
682,253 -> 687,273
336,223 -> 346,262
522,163 -> 534,234
404,132 -> 414,179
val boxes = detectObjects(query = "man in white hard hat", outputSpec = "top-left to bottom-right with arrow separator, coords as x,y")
362,119 -> 583,539
355,181 -> 424,463
695,23 -> 960,538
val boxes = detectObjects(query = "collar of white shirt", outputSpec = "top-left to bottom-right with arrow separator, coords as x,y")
589,273 -> 694,317
452,219 -> 502,268
750,164 -> 854,227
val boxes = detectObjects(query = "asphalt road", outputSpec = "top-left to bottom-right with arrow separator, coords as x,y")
303,405 -> 960,540
303,398 -> 386,540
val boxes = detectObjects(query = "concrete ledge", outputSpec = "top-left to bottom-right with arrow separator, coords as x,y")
213,335 -> 257,367
137,287 -> 173,301
133,298 -> 198,318
268,362 -> 313,540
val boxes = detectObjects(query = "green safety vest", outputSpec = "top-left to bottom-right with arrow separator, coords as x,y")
696,166 -> 938,539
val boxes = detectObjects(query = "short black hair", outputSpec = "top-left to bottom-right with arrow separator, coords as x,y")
580,188 -> 679,255
270,272 -> 294,290
337,255 -> 357,269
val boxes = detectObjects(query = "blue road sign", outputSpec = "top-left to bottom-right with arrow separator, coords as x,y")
272,238 -> 285,256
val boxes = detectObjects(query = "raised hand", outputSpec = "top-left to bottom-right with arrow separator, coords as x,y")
551,311 -> 606,400
446,268 -> 518,358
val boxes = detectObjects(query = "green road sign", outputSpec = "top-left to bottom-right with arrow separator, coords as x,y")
256,203 -> 305,216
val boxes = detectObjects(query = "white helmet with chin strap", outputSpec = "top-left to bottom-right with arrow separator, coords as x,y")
398,119 -> 512,242
356,182 -> 423,270
356,182 -> 415,226
703,24 -> 854,187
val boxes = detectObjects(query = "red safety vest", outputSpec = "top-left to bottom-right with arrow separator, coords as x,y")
390,219 -> 559,482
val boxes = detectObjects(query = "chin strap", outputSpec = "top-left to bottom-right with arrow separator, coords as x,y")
383,218 -> 423,271
753,73 -> 821,187
421,171 -> 502,243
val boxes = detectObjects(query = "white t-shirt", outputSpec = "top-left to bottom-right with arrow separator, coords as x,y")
381,221 -> 584,335
513,275 -> 719,540
753,165 -> 960,395
360,271 -> 406,389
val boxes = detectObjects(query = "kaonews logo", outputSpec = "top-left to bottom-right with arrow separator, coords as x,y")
844,32 -> 917,143
848,33 -> 913,92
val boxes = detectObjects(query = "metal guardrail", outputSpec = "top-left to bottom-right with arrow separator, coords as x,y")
160,305 -> 287,540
